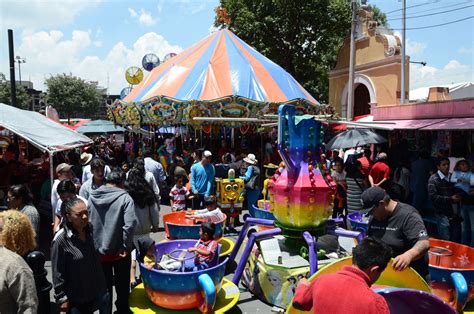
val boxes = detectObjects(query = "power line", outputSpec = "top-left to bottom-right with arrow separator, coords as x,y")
385,1 -> 433,15
388,4 -> 474,21
391,15 -> 474,30
388,0 -> 473,18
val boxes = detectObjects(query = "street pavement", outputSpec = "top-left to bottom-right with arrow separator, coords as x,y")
44,204 -> 276,313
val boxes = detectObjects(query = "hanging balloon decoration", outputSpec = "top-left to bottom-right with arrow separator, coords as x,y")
125,66 -> 144,85
202,125 -> 212,135
142,53 -> 160,72
240,125 -> 250,135
120,86 -> 133,100
163,52 -> 177,62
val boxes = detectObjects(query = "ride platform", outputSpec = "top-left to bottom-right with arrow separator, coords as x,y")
129,278 -> 240,313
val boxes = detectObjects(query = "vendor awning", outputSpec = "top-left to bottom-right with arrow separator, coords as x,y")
0,103 -> 93,153
367,119 -> 447,131
420,117 -> 474,130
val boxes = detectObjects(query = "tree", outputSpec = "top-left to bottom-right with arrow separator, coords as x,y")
369,5 -> 388,27
215,1 -> 387,103
45,74 -> 102,123
215,0 -> 352,103
0,81 -> 32,110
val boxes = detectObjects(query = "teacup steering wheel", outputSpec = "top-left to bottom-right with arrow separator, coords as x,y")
167,249 -> 197,272
429,246 -> 453,266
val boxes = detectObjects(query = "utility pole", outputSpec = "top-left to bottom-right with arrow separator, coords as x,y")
15,56 -> 26,86
347,0 -> 357,120
8,29 -> 17,108
401,0 -> 406,104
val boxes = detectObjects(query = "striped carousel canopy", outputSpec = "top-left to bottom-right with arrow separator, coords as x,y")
124,29 -> 318,104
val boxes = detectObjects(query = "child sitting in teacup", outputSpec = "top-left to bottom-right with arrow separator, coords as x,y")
187,222 -> 218,271
185,196 -> 226,223
157,223 -> 218,272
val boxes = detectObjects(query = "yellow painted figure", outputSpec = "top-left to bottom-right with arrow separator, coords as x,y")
215,169 -> 244,229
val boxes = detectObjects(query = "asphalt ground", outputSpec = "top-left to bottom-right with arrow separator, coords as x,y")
42,204 -> 276,313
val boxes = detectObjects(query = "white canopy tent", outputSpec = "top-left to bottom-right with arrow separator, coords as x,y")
0,103 -> 93,218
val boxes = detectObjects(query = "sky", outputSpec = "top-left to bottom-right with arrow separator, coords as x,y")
0,0 -> 473,96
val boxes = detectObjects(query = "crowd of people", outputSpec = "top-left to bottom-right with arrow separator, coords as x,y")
1,131 -> 473,313
328,146 -> 474,247
0,133 -> 267,313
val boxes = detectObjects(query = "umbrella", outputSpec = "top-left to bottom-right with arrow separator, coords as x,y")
325,128 -> 387,150
76,120 -> 125,134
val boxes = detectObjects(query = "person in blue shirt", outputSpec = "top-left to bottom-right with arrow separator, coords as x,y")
144,151 -> 167,186
240,154 -> 261,211
190,150 -> 215,209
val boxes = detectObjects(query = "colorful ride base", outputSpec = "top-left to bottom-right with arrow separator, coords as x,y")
140,240 -> 230,312
163,211 -> 226,240
242,239 -> 311,309
129,279 -> 240,313
429,238 -> 474,311
286,256 -> 452,314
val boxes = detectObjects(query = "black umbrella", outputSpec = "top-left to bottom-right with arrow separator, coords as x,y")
325,128 -> 387,150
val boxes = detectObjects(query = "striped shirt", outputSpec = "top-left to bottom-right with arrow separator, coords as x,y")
193,207 -> 226,223
196,239 -> 217,264
169,185 -> 190,210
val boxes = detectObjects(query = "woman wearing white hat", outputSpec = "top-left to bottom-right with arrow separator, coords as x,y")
240,154 -> 261,212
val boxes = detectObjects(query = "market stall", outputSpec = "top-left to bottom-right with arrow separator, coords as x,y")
0,103 -> 93,217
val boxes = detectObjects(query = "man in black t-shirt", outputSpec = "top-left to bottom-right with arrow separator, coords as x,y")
361,187 -> 430,279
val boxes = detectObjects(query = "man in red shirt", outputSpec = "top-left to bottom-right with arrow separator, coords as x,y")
369,152 -> 391,189
292,237 -> 392,314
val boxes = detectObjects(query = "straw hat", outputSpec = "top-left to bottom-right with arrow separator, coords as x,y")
243,154 -> 257,165
80,152 -> 93,165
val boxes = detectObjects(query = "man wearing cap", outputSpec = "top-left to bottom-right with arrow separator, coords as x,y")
361,187 -> 430,279
190,150 -> 215,209
51,163 -> 74,216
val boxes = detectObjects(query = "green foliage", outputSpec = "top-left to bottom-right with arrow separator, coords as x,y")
215,0 -> 352,103
0,82 -> 32,110
369,4 -> 387,27
45,74 -> 102,121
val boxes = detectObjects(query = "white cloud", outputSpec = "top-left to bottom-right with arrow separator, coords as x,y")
128,8 -> 157,26
128,8 -> 138,17
138,10 -> 157,26
394,32 -> 426,56
11,30 -> 182,94
0,0 -> 101,30
410,59 -> 474,89
458,46 -> 473,55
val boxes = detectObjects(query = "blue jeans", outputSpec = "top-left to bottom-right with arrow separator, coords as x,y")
435,214 -> 462,242
461,204 -> 474,247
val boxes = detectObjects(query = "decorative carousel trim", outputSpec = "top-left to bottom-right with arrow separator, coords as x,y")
107,95 -> 335,127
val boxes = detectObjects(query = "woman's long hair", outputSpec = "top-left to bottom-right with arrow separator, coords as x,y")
125,167 -> 155,208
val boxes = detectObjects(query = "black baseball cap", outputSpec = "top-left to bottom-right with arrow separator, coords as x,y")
361,187 -> 387,213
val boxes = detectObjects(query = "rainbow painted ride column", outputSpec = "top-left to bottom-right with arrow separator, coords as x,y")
269,104 -> 334,237
229,105 -> 362,310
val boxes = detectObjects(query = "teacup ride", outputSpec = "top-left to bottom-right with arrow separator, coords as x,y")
347,211 -> 369,235
428,238 -> 474,312
129,240 -> 240,313
286,256 -> 454,314
162,211 -> 234,259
